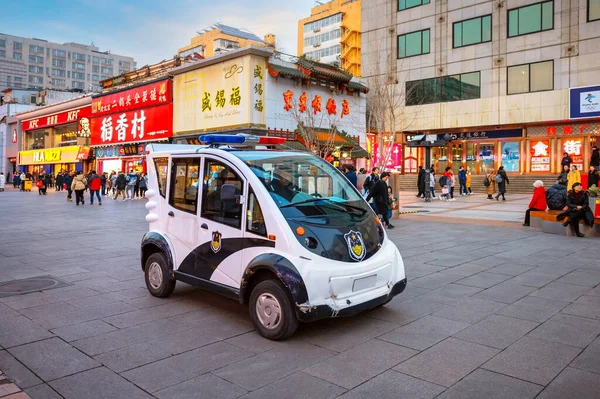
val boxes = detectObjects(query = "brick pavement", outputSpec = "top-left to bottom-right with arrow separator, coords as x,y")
0,187 -> 599,398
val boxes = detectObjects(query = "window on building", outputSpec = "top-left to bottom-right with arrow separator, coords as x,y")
73,52 -> 86,61
53,79 -> 66,87
398,29 -> 430,58
118,60 -> 130,68
589,0 -> 600,21
406,72 -> 481,106
507,60 -> 553,94
100,75 -> 110,81
169,158 -> 200,213
453,15 -> 492,48
0,39 -> 5,47
52,59 -> 66,68
201,158 -> 244,228
72,72 -> 85,80
101,58 -> 112,65
0,50 -> 5,58
29,65 -> 43,74
398,0 -> 430,11
72,62 -> 85,70
13,42 -> 22,50
29,45 -> 44,53
29,55 -> 44,64
52,49 -> 66,57
100,66 -> 112,75
303,13 -> 342,32
92,56 -> 100,64
508,1 -> 553,37
304,29 -> 342,47
92,74 -> 100,82
13,77 -> 22,88
13,53 -> 22,60
72,81 -> 85,90
6,76 -> 10,87
92,65 -> 100,73
28,76 -> 44,84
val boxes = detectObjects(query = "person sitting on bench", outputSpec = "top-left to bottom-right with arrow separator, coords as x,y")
523,180 -> 547,227
557,183 -> 594,238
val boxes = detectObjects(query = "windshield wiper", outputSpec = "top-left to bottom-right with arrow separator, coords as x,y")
279,197 -> 326,209
280,198 -> 367,215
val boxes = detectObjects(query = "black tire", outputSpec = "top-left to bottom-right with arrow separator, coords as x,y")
249,279 -> 299,340
144,252 -> 176,298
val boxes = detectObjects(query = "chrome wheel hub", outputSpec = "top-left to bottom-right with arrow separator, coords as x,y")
148,262 -> 163,289
255,293 -> 282,330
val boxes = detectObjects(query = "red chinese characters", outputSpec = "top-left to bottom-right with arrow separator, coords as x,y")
283,90 -> 294,111
22,106 -> 91,131
546,127 -> 556,136
326,98 -> 337,115
341,99 -> 350,118
299,92 -> 307,113
92,80 -> 172,116
563,126 -> 573,135
312,95 -> 322,115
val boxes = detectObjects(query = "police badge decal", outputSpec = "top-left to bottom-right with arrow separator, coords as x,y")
344,230 -> 366,261
211,231 -> 222,253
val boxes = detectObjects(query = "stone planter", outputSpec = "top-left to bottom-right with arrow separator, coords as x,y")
589,197 -> 599,216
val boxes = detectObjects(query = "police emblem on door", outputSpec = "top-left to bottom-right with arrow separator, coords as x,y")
211,231 -> 222,253
344,230 -> 366,261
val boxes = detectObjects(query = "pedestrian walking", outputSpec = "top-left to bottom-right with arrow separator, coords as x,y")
126,169 -> 137,200
36,172 -> 47,195
343,165 -> 357,188
484,170 -> 496,200
494,166 -> 509,201
19,172 -> 26,191
44,173 -> 52,195
442,167 -> 455,201
561,152 -> 573,169
0,172 -> 5,192
110,171 -> 118,195
466,168 -> 473,194
101,172 -> 108,196
458,166 -> 468,196
114,171 -> 127,201
557,182 -> 594,237
13,172 -> 20,189
363,167 -> 380,209
356,168 -> 367,192
567,165 -> 581,190
71,171 -> 87,206
416,166 -> 425,198
387,186 -> 397,220
88,171 -> 102,206
366,171 -> 394,229
591,145 -> 599,168
64,171 -> 74,202
523,180 -> 547,226
56,172 -> 64,191
139,173 -> 148,197
429,169 -> 436,198
588,166 -> 599,189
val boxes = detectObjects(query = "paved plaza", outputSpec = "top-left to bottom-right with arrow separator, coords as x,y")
0,187 -> 599,399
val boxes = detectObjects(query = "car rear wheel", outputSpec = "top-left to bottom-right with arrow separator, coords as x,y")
144,253 -> 175,298
249,279 -> 298,340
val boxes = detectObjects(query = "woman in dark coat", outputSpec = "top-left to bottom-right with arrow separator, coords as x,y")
588,166 -> 599,189
557,182 -> 594,237
558,165 -> 570,186
416,166 -> 425,198
494,166 -> 509,201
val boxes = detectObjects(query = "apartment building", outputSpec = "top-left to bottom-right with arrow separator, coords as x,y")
298,0 -> 362,76
362,0 -> 600,175
0,33 -> 135,93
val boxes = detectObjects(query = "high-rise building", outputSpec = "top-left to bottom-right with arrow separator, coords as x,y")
298,0 -> 361,77
362,0 -> 600,176
178,23 -> 276,59
0,33 -> 135,93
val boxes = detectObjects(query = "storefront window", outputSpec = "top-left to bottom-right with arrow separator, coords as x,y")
479,144 -> 495,173
501,141 -> 520,172
466,143 -> 477,172
452,144 -> 463,174
25,130 -> 49,150
436,147 -> 448,173
562,138 -> 584,170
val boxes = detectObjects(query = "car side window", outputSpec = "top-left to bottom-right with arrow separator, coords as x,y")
201,158 -> 244,229
154,157 -> 168,198
169,157 -> 200,214
247,188 -> 267,237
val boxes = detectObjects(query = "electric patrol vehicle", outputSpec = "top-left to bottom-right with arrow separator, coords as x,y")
141,134 -> 407,340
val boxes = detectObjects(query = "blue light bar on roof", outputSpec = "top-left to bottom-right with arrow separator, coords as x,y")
199,134 -> 246,144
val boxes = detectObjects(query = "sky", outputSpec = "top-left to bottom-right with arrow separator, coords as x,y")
2,0 -> 317,66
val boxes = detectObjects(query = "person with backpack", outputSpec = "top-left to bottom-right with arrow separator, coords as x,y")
114,171 -> 128,201
458,166 -> 468,196
126,169 -> 137,200
363,167 -> 380,209
139,173 -> 148,198
71,171 -> 87,206
546,180 -> 568,211
523,180 -> 547,226
484,170 -> 496,200
366,172 -> 394,229
494,166 -> 509,201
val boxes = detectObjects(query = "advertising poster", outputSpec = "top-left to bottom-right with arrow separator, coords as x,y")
501,142 -> 520,172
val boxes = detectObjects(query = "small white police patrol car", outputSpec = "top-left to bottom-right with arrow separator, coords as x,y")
141,134 -> 406,340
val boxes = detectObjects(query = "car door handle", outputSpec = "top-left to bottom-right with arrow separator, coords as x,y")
201,223 -> 208,230
168,211 -> 174,217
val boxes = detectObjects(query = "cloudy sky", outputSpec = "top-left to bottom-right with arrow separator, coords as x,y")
3,0 -> 316,66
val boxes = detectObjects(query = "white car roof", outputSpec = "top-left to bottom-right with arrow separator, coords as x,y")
146,143 -> 307,158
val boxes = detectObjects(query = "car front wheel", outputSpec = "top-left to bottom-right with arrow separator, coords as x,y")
249,279 -> 299,340
144,252 -> 175,298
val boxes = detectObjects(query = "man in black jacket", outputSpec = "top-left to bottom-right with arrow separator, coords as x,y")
561,152 -> 573,168
366,172 -> 394,229
590,146 -> 599,168
546,180 -> 568,210
416,166 -> 425,198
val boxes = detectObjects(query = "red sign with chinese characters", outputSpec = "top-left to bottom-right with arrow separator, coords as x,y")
91,79 -> 172,116
22,106 -> 91,131
90,103 -> 173,145
12,130 -> 17,143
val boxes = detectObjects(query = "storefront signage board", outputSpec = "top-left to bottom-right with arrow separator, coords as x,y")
22,106 -> 92,131
92,79 -> 172,116
95,144 -> 146,159
569,85 -> 600,119
407,129 -> 522,142
18,145 -> 84,165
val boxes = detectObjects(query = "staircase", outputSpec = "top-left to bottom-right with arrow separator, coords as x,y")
395,174 -> 559,194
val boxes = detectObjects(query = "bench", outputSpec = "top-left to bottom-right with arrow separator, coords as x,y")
530,210 -> 600,236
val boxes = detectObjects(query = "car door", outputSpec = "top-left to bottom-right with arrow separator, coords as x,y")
194,156 -> 245,287
165,156 -> 201,270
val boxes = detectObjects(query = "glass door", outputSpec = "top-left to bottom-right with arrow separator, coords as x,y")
436,147 -> 448,173
479,144 -> 495,173
451,143 -> 463,174
466,143 -> 477,173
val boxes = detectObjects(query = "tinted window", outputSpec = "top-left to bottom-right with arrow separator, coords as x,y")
508,1 -> 553,37
507,61 -> 553,95
398,29 -> 430,58
398,0 -> 430,11
154,157 -> 168,198
406,72 -> 481,106
169,158 -> 200,214
201,158 -> 244,229
247,188 -> 267,237
590,0 -> 600,21
453,15 -> 492,48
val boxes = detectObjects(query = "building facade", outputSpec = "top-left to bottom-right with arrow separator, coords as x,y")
0,103 -> 36,176
298,0 -> 362,77
0,33 -> 135,93
178,23 -> 276,59
362,0 -> 600,175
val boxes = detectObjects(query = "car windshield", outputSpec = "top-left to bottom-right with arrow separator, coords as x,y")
236,152 -> 369,218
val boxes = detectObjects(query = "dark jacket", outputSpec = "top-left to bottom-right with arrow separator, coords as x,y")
591,149 -> 599,167
417,168 -> 424,189
345,171 -> 357,188
561,156 -> 573,168
558,171 -> 569,186
363,173 -> 379,193
588,171 -> 599,189
418,169 -> 427,192
366,180 -> 388,215
557,191 -> 594,227
56,174 -> 64,185
458,169 -> 467,184
63,174 -> 73,189
546,184 -> 567,210
497,170 -> 509,193
116,173 -> 128,190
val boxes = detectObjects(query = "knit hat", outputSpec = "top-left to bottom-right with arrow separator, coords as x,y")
533,180 -> 544,188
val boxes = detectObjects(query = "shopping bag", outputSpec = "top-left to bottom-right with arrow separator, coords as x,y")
35,180 -> 43,188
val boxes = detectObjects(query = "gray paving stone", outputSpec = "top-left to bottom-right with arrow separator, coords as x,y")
214,341 -> 335,391
506,270 -> 560,288
237,372 -> 344,399
527,313 -> 600,348
436,369 -> 543,399
379,315 -> 470,350
0,288 -> 100,311
443,263 -> 494,277
0,303 -> 19,321
94,342 -> 171,373
338,370 -> 444,399
536,367 -> 600,399
49,320 -> 117,342
123,341 -> 251,392
555,269 -> 600,287
454,314 -> 539,349
570,337 -> 600,374
560,295 -> 600,320
410,272 -> 465,290
102,301 -> 200,328
473,282 -> 537,304
0,350 -> 42,388
482,336 -> 582,385
530,282 -> 591,302
154,373 -> 248,399
0,316 -> 54,348
496,296 -> 570,322
416,284 -> 482,305
394,338 -> 499,388
33,300 -> 139,330
225,332 -> 279,354
49,367 -> 153,399
8,337 -> 99,381
586,284 -> 600,297
486,263 -> 537,276
24,383 -> 63,399
456,272 -> 512,289
406,264 -> 447,279
304,339 -> 417,389
433,297 -> 507,324
367,296 -> 446,327
19,301 -> 78,320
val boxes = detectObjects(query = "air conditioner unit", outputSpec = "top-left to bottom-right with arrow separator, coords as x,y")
313,43 -> 321,48
313,28 -> 321,33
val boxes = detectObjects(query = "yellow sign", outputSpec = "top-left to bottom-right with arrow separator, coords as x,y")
19,146 -> 82,165
173,54 -> 266,135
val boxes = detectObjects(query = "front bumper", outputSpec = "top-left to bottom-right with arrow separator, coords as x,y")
296,278 -> 407,323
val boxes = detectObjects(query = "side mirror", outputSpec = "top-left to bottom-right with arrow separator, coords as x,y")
220,184 -> 237,201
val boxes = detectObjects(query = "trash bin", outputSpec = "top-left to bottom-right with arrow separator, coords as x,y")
23,178 -> 32,191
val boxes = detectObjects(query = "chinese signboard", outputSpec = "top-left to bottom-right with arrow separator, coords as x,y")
530,140 -> 550,172
173,54 -> 267,134
92,80 -> 172,116
407,129 -> 522,142
22,106 -> 91,131
90,103 -> 172,146
12,129 -> 17,143
95,143 -> 146,159
18,145 -> 86,165
281,90 -> 352,119
569,85 -> 600,119
563,138 -> 584,169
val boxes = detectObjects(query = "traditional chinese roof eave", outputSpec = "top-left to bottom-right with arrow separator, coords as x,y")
296,58 -> 353,82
